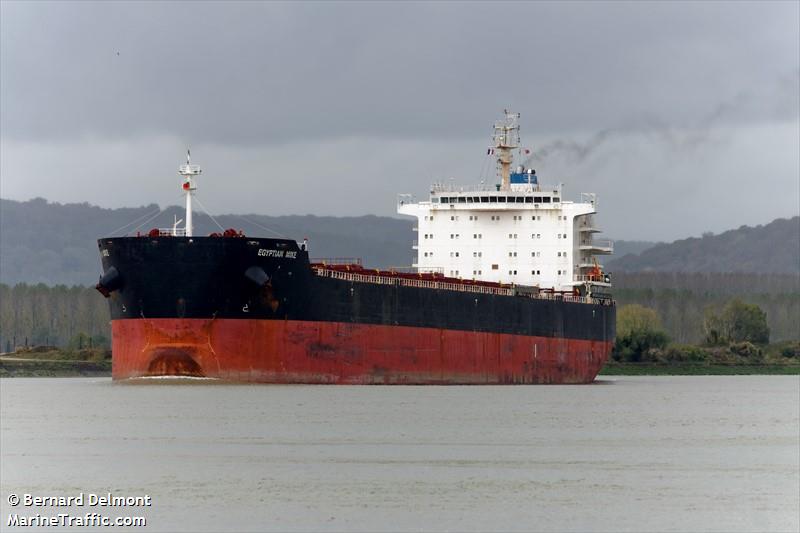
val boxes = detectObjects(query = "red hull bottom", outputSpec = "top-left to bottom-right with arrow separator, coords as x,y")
112,319 -> 611,384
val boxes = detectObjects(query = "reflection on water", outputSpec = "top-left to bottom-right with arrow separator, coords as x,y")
1,376 -> 798,532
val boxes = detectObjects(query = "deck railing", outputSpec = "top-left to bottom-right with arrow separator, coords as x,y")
312,267 -> 613,305
310,258 -> 363,266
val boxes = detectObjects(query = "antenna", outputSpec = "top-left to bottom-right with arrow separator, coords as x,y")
178,147 -> 202,237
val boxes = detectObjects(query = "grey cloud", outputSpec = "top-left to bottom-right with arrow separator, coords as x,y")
1,1 -> 797,144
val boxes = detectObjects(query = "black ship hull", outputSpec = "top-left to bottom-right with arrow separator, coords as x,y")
98,236 -> 615,384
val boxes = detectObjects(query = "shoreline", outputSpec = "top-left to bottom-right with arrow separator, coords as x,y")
2,360 -> 797,378
0,358 -> 111,377
599,363 -> 800,376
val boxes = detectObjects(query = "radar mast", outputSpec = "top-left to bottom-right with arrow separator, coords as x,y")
492,110 -> 520,191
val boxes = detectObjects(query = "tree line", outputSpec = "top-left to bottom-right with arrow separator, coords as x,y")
0,284 -> 109,352
612,272 -> 800,295
612,270 -> 799,344
612,299 -> 798,365
613,288 -> 798,343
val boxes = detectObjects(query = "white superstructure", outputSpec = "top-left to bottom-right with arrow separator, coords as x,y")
398,111 -> 612,292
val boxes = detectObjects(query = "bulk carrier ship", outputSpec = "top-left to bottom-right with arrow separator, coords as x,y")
97,111 -> 615,384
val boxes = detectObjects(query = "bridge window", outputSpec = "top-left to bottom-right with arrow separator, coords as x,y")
489,197 -> 498,203
543,197 -> 551,203
525,197 -> 533,203
534,197 -> 542,203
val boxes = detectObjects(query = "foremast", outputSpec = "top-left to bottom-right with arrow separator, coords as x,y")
178,150 -> 202,237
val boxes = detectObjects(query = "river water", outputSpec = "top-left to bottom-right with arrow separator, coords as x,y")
1,376 -> 798,532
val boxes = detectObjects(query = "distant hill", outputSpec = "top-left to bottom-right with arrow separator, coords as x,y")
0,198 -> 415,286
607,217 -> 800,274
611,240 -> 659,259
1,198 -> 797,285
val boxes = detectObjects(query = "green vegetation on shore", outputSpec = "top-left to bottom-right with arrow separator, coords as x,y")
604,299 -> 800,375
0,346 -> 111,377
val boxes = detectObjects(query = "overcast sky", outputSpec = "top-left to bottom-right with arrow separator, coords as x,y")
1,1 -> 798,241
